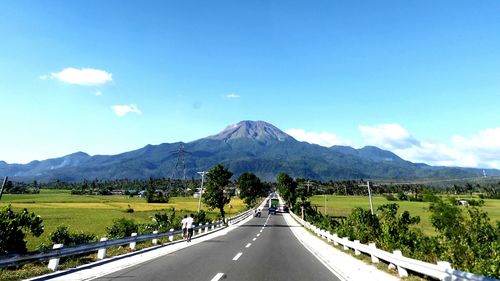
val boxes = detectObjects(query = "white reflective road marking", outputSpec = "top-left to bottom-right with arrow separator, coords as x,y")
232,252 -> 243,261
253,238 -> 257,241
245,243 -> 252,248
211,273 -> 226,281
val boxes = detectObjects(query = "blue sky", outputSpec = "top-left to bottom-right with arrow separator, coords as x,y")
1,0 -> 499,168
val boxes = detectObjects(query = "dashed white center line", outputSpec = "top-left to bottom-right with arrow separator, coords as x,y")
211,273 -> 226,281
257,233 -> 261,236
232,252 -> 243,261
245,243 -> 252,248
252,238 -> 257,241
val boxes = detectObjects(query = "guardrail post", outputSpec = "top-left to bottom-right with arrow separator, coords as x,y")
342,237 -> 349,251
205,222 -> 209,233
333,234 -> 339,246
354,240 -> 361,255
97,238 -> 108,260
368,243 -> 379,263
212,221 -> 215,230
129,233 -> 137,250
393,250 -> 408,277
169,228 -> 174,242
437,261 -> 452,272
152,231 -> 159,245
48,244 -> 63,271
326,231 -> 332,243
198,223 -> 202,234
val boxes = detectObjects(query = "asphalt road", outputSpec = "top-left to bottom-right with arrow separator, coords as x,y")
95,209 -> 341,281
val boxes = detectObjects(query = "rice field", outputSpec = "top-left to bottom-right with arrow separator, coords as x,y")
309,195 -> 500,235
0,189 -> 246,251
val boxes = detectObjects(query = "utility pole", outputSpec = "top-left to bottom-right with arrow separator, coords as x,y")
324,191 -> 327,215
359,181 -> 374,215
0,176 -> 8,201
196,171 -> 206,213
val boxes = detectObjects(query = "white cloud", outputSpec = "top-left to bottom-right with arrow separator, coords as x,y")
39,75 -> 48,80
359,124 -> 500,169
286,128 -> 351,147
50,67 -> 112,86
359,123 -> 420,150
225,94 -> 240,99
111,104 -> 141,117
95,91 -> 103,96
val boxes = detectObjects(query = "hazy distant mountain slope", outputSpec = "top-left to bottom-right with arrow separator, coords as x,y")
1,120 -> 497,182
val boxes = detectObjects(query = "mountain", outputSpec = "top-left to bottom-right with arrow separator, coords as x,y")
1,120 -> 498,182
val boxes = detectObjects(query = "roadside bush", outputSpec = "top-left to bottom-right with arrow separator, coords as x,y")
336,207 -> 380,243
50,225 -> 96,246
0,205 -> 44,255
106,218 -> 138,238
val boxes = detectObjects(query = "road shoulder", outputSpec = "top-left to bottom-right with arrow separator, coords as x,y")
283,213 -> 400,281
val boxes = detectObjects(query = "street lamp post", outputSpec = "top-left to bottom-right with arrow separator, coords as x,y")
197,171 -> 206,213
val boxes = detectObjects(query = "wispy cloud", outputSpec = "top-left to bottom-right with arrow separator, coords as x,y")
225,93 -> 240,99
359,124 -> 500,169
50,67 -> 112,86
111,104 -> 141,117
95,91 -> 103,96
286,128 -> 350,147
39,75 -> 48,80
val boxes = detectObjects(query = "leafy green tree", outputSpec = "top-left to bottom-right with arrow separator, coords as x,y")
203,164 -> 233,219
0,205 -> 44,254
276,173 -> 297,207
238,172 -> 266,207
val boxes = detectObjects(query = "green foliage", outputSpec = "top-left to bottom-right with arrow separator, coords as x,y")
337,207 -> 380,244
276,173 -> 297,207
50,225 -> 96,246
0,205 -> 44,255
238,172 -> 267,207
106,218 -> 138,238
430,198 -> 500,277
203,164 -> 232,219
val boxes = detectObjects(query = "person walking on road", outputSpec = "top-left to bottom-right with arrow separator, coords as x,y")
186,213 -> 194,242
181,215 -> 189,241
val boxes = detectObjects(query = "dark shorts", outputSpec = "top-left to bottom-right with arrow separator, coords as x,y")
182,228 -> 188,236
188,228 -> 194,235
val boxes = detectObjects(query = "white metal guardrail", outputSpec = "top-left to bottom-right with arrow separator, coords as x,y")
0,209 -> 255,271
289,211 -> 499,281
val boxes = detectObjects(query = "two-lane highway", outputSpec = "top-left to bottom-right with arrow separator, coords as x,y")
95,209 -> 341,281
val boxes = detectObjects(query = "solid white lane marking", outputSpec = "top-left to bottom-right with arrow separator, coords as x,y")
245,243 -> 252,248
211,273 -> 226,281
233,252 -> 243,261
253,238 -> 257,241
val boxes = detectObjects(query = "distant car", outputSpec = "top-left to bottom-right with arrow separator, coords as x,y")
268,206 -> 277,215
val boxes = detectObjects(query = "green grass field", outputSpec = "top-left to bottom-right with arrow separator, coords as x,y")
0,189 -> 246,251
309,195 -> 500,235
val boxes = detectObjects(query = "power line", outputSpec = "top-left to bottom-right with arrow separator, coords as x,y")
373,175 -> 500,186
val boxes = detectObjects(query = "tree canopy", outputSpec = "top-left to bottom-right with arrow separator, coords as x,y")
202,164 -> 233,219
238,172 -> 267,207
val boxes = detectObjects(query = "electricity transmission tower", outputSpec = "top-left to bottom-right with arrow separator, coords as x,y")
170,144 -> 191,196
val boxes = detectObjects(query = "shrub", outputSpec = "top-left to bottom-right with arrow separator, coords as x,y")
0,205 -> 44,255
50,225 -> 96,246
107,218 -> 138,238
384,194 -> 397,201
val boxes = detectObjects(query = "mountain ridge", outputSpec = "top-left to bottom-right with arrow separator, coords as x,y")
1,121 -> 498,182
